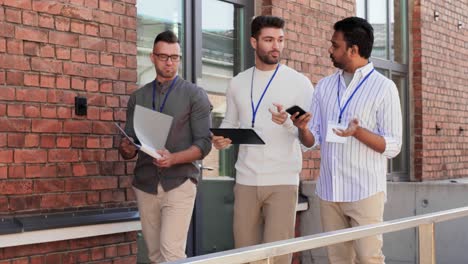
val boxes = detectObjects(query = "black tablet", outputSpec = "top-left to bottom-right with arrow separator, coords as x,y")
210,128 -> 265,145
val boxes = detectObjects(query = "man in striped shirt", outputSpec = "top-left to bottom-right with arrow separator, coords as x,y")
292,17 -> 402,264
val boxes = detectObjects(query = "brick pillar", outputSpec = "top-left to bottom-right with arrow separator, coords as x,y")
412,0 -> 468,180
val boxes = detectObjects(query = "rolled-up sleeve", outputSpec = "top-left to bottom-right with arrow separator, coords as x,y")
378,83 -> 402,158
190,87 -> 213,158
306,86 -> 322,150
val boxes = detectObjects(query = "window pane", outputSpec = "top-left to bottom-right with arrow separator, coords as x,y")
136,0 -> 184,85
199,0 -> 242,94
391,0 -> 408,64
356,0 -> 366,18
391,74 -> 408,173
368,0 -> 388,59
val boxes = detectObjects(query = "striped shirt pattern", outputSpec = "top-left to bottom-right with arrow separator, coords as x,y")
309,63 -> 402,202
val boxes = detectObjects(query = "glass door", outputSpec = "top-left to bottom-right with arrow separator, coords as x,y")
198,0 -> 253,178
136,0 -> 254,258
189,0 -> 254,257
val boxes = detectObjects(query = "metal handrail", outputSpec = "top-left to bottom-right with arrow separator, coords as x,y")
169,206 -> 468,264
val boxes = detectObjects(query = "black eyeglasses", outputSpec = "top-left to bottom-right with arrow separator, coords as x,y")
153,53 -> 181,62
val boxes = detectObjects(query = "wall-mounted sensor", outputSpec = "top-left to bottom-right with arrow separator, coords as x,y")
75,96 -> 87,116
433,11 -> 439,21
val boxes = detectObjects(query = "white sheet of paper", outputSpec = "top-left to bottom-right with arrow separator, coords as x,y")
133,105 -> 173,159
139,143 -> 161,159
326,122 -> 348,144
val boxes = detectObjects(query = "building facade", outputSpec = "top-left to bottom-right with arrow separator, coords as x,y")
0,0 -> 466,263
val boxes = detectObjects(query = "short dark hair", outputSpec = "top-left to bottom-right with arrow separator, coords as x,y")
154,30 -> 179,46
251,15 -> 285,39
334,17 -> 374,59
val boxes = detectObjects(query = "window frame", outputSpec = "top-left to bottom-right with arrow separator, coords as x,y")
187,0 -> 254,87
360,0 -> 410,181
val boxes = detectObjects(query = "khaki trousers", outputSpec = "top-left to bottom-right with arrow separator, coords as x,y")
319,192 -> 385,264
233,184 -> 298,264
133,179 -> 196,264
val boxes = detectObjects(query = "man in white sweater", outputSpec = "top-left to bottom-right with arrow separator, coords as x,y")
212,15 -> 313,264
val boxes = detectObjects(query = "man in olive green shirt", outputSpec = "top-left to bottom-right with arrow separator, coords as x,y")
119,30 -> 212,263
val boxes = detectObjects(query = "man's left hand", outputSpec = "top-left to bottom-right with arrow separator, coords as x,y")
333,118 -> 360,137
153,149 -> 177,168
269,103 -> 288,125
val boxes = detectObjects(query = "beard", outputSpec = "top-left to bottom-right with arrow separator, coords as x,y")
257,50 -> 281,65
156,67 -> 177,79
330,54 -> 344,69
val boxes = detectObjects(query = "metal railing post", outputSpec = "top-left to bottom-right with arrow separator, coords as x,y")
418,223 -> 436,264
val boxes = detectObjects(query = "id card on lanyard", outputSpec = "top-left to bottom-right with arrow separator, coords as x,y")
326,69 -> 374,144
326,121 -> 348,143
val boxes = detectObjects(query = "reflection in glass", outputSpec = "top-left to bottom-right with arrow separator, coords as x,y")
200,0 -> 244,177
357,0 -> 407,64
200,0 -> 242,94
136,0 -> 184,85
391,0 -> 407,64
368,0 -> 388,59
356,0 -> 366,18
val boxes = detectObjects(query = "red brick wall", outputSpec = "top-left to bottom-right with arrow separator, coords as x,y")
412,1 -> 468,180
0,232 -> 137,264
0,0 -> 137,214
257,0 -> 355,181
0,0 -> 138,262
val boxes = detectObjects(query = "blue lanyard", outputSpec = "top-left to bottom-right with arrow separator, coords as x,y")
337,69 -> 374,123
250,64 -> 280,128
152,76 -> 178,112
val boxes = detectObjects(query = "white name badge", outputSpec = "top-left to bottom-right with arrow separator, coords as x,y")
326,121 -> 348,144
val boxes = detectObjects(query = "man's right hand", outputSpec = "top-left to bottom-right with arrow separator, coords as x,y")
119,137 -> 138,159
291,111 -> 312,131
212,135 -> 232,150
291,112 -> 316,147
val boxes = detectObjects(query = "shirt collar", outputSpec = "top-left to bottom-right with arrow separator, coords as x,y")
155,76 -> 178,91
337,61 -> 374,78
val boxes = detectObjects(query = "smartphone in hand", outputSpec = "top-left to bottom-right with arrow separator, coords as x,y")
285,105 -> 306,118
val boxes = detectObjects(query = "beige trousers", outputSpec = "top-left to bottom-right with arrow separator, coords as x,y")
233,184 -> 298,264
133,179 -> 196,264
319,192 -> 385,264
